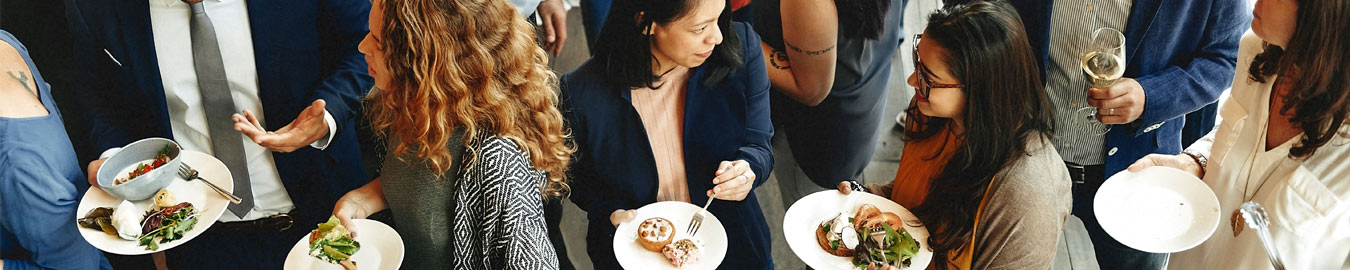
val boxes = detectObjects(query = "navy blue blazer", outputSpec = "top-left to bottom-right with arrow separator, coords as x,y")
64,0 -> 372,234
562,22 -> 775,269
949,0 -> 1250,175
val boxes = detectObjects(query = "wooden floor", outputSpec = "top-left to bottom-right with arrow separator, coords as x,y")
547,7 -> 1101,269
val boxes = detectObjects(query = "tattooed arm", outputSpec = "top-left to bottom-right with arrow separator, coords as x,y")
761,0 -> 839,106
0,40 -> 47,118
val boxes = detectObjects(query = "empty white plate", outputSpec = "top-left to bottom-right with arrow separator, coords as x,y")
1095,166 -> 1221,253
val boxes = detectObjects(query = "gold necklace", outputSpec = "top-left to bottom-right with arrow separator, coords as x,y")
1231,132 -> 1289,237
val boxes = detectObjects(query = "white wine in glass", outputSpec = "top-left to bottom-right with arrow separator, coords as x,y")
1076,27 -> 1125,135
1082,51 -> 1124,88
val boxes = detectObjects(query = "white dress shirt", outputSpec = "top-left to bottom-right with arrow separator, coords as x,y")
108,0 -> 337,222
1168,32 -> 1350,269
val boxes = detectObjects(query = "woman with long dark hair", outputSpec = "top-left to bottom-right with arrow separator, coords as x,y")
560,0 -> 775,268
1131,0 -> 1350,267
859,2 -> 1071,269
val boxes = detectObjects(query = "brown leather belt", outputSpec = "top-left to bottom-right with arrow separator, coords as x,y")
216,213 -> 294,233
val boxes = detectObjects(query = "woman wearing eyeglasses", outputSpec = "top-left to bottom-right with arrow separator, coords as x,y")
849,2 -> 1071,269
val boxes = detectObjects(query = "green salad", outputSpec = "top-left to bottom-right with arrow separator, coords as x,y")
852,223 -> 920,269
308,216 -> 361,264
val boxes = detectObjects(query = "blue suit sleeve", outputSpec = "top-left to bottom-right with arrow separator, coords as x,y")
63,0 -> 134,161
733,23 -> 775,188
313,0 -> 375,135
566,152 -> 625,217
1131,0 -> 1249,136
559,77 -> 629,219
1,160 -> 111,270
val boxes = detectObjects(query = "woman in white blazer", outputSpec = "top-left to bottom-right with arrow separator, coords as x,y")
1129,0 -> 1350,268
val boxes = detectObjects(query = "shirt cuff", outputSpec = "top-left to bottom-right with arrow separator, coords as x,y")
310,109 -> 337,150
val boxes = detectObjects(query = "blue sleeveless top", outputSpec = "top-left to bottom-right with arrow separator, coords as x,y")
0,29 -> 112,270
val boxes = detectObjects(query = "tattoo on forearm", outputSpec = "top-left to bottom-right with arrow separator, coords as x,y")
7,71 -> 35,97
785,40 -> 835,56
770,50 -> 790,70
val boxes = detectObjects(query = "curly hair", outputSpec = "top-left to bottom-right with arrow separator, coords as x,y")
366,0 -> 574,198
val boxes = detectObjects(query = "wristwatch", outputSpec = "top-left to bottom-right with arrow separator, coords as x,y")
1181,149 -> 1208,176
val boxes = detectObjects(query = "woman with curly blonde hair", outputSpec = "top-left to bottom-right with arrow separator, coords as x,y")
329,0 -> 572,268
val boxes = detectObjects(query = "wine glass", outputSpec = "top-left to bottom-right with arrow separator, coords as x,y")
1077,27 -> 1125,135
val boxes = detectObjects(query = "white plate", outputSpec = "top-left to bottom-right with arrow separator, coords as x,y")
283,219 -> 405,270
784,190 -> 933,270
1094,166 -> 1221,253
613,201 -> 728,270
75,150 -> 234,255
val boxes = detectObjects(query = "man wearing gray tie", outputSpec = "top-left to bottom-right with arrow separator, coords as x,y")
65,0 -> 374,268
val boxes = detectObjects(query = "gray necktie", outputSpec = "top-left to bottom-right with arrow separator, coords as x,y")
186,0 -> 254,217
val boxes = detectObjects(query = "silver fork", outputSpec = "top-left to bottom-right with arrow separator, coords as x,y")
868,227 -> 903,268
687,192 -> 717,237
178,163 -> 242,204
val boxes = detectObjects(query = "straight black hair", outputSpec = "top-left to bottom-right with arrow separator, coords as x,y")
591,0 -> 743,89
904,1 -> 1054,268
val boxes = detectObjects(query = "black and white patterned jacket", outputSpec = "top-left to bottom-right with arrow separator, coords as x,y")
449,134 -> 558,269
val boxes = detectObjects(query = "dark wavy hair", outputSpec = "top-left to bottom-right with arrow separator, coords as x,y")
903,1 -> 1053,268
591,0 -> 743,89
1247,0 -> 1350,159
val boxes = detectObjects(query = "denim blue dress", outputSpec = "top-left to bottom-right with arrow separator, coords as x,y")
0,29 -> 112,270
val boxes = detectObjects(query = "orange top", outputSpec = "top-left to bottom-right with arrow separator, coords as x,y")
890,125 -> 960,209
889,125 -> 990,269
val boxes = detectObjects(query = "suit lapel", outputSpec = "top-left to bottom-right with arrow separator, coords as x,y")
113,0 -> 173,129
1123,0 -> 1162,64
246,0 -> 280,98
682,67 -> 709,203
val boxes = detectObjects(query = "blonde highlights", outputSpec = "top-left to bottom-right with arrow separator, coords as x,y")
367,0 -> 573,198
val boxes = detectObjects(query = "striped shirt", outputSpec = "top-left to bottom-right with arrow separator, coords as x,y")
1045,0 -> 1133,165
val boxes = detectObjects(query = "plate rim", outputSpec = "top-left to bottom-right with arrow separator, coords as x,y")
282,218 -> 405,270
611,201 -> 729,270
74,150 -> 232,255
782,190 -> 934,270
1093,166 -> 1222,253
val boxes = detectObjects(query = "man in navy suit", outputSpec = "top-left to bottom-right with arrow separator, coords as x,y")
65,0 -> 372,268
944,0 -> 1249,269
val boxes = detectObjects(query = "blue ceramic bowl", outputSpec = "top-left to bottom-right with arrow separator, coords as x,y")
97,138 -> 183,201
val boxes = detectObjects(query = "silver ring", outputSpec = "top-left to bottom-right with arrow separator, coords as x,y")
739,174 -> 749,182
1108,108 -> 1115,116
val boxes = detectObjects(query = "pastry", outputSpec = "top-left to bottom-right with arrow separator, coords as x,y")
636,217 -> 675,252
662,238 -> 703,268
